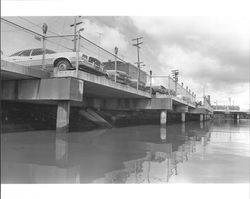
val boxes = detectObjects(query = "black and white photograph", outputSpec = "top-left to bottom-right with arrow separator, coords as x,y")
1,1 -> 249,199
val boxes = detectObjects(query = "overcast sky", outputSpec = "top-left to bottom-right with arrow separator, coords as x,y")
1,16 -> 249,110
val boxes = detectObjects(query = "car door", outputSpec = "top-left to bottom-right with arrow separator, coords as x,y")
29,49 -> 44,69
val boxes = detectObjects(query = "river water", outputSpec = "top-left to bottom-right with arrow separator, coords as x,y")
1,119 -> 249,183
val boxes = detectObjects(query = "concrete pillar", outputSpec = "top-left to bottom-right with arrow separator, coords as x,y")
160,110 -> 167,125
181,112 -> 185,122
200,114 -> 203,122
56,101 -> 70,133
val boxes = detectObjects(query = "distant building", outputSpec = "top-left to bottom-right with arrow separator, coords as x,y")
102,60 -> 147,85
212,105 -> 240,111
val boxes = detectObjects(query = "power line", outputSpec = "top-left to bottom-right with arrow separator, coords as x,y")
1,17 -> 43,37
2,18 -> 73,51
19,17 -> 129,63
2,17 -> 134,66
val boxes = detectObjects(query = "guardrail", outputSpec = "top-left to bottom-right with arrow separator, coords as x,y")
150,75 -> 196,105
1,18 -> 198,105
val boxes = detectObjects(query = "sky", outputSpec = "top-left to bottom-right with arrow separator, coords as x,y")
1,16 -> 249,110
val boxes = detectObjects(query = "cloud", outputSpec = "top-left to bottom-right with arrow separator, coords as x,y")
82,19 -> 129,52
158,44 -> 248,85
130,16 -> 249,108
130,16 -> 249,73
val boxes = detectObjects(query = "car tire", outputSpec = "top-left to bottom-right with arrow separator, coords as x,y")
55,60 -> 71,71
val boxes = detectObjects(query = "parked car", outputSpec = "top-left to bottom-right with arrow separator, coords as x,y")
88,56 -> 104,72
2,48 -> 107,76
145,85 -> 167,95
106,70 -> 131,85
129,79 -> 146,90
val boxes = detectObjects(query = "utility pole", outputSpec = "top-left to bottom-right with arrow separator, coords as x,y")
171,69 -> 179,95
70,16 -> 83,52
203,86 -> 206,105
132,37 -> 143,90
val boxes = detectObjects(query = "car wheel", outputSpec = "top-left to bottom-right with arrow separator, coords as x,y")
55,60 -> 71,71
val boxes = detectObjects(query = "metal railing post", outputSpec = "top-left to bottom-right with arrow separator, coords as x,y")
150,70 -> 152,96
41,23 -> 48,71
114,55 -> 117,83
168,75 -> 170,95
42,35 -> 46,70
76,31 -> 80,76
114,46 -> 118,83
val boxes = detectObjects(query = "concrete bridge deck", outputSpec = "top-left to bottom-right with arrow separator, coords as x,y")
52,70 -> 151,99
1,60 -> 214,132
1,60 -> 49,80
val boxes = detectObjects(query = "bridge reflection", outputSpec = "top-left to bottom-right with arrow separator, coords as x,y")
1,121 -> 212,183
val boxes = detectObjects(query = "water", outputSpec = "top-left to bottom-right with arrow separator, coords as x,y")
1,119 -> 249,183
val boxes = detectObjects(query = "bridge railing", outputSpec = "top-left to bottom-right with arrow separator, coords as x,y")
1,18 -> 150,92
196,97 -> 214,112
150,75 -> 196,105
1,17 -> 196,102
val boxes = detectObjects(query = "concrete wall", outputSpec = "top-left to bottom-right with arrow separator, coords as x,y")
1,77 -> 84,102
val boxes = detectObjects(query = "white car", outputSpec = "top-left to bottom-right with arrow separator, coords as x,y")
2,48 -> 107,76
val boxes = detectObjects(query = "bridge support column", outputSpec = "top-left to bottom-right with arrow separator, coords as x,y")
200,114 -> 203,122
56,101 -> 70,133
236,114 -> 240,120
160,110 -> 167,125
181,112 -> 185,122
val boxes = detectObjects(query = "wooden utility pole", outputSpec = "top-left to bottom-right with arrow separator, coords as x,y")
70,16 -> 83,52
132,37 -> 143,90
171,69 -> 179,94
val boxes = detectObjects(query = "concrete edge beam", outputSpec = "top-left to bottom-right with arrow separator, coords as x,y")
1,77 -> 84,102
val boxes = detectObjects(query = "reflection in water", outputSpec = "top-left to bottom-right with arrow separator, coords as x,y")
200,121 -> 204,129
1,119 -> 249,183
160,126 -> 167,141
55,133 -> 69,167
